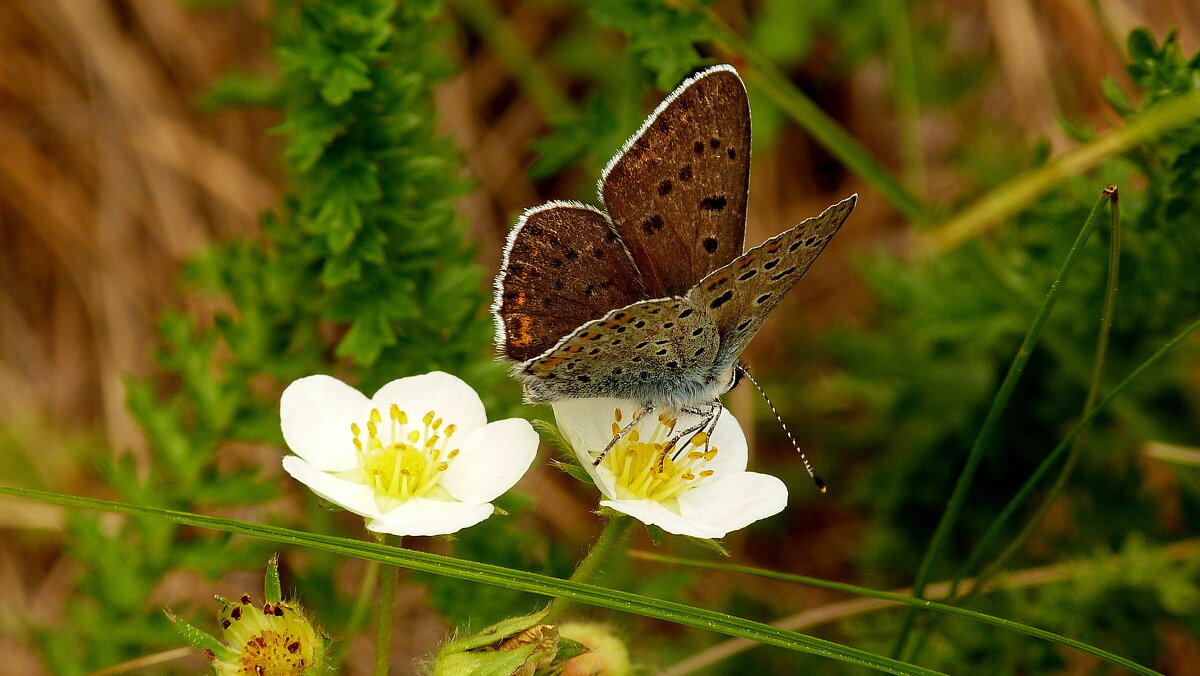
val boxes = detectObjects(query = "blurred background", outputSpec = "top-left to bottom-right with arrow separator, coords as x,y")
2,1 -> 1200,674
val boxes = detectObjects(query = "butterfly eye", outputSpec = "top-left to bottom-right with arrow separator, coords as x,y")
731,364 -> 748,390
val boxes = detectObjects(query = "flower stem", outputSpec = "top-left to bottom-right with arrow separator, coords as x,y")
546,515 -> 635,623
329,559 -> 380,669
375,536 -> 401,676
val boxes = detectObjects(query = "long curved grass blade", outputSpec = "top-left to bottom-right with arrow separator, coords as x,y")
894,190 -> 1115,657
0,485 -> 942,676
632,551 -> 1161,676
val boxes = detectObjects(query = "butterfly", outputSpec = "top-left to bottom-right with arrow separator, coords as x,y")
492,65 -> 855,460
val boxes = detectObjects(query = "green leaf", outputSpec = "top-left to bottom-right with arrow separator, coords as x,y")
1127,28 -> 1158,62
316,197 -> 362,253
1100,76 -> 1134,116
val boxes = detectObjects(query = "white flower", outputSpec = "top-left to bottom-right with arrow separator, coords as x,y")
551,399 -> 788,539
280,372 -> 538,537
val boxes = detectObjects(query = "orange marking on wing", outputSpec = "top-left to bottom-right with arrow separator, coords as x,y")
511,316 -> 533,347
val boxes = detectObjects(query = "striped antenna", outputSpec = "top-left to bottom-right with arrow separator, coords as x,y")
740,367 -> 827,493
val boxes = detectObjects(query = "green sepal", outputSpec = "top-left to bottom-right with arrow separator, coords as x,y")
264,555 -> 282,604
167,611 -> 237,662
441,608 -> 551,653
684,535 -> 731,557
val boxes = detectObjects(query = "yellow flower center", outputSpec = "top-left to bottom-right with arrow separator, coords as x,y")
347,405 -> 459,507
598,408 -> 718,511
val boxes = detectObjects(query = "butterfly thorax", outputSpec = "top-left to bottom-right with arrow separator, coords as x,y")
517,354 -> 736,415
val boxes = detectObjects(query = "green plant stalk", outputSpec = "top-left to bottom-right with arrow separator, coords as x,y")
959,310 -> 1200,604
546,515 -> 635,623
451,0 -> 576,115
883,0 -> 927,195
922,90 -> 1200,255
631,551 -> 1161,676
907,189 -> 1122,656
892,192 -> 1113,659
703,11 -> 929,223
375,536 -> 401,676
974,187 -> 1122,588
331,559 -> 380,670
0,487 -> 942,676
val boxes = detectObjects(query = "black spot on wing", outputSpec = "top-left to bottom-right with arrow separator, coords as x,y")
700,196 -> 727,211
710,290 -> 734,309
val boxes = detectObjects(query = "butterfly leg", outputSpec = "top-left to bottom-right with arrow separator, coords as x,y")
593,404 -> 654,467
660,401 -> 722,470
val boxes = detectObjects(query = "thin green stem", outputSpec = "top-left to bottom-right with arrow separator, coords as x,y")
958,314 -> 1200,601
330,559 -> 381,669
892,192 -> 1113,659
921,90 -> 1200,255
703,10 -> 929,223
883,0 -> 926,195
974,187 -> 1122,586
450,0 -> 575,115
546,514 -> 635,623
375,536 -> 401,676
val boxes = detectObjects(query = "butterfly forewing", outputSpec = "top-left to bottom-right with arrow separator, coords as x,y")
518,298 -> 720,404
601,65 -> 751,298
493,202 -> 647,362
687,195 -> 856,369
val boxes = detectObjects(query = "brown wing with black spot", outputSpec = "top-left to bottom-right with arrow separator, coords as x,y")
493,202 -> 647,362
601,66 -> 750,298
687,195 -> 856,368
516,298 -> 719,403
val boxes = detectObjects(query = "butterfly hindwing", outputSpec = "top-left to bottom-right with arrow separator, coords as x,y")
687,195 -> 856,369
516,297 -> 720,404
601,65 -> 751,298
493,202 -> 647,362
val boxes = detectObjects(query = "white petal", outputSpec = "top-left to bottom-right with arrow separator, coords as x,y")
282,456 -> 381,519
552,398 -> 635,458
371,372 -> 486,436
441,418 -> 539,503
280,375 -> 369,471
599,498 -> 727,539
366,498 -> 495,536
674,472 -> 789,537
695,408 -> 749,474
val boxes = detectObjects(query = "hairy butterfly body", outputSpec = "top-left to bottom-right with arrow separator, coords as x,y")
493,65 -> 855,421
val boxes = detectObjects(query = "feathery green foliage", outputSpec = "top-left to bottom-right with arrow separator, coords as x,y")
38,1 -> 494,671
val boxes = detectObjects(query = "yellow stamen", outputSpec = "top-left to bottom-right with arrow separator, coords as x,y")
596,411 -> 723,506
347,403 -> 470,506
